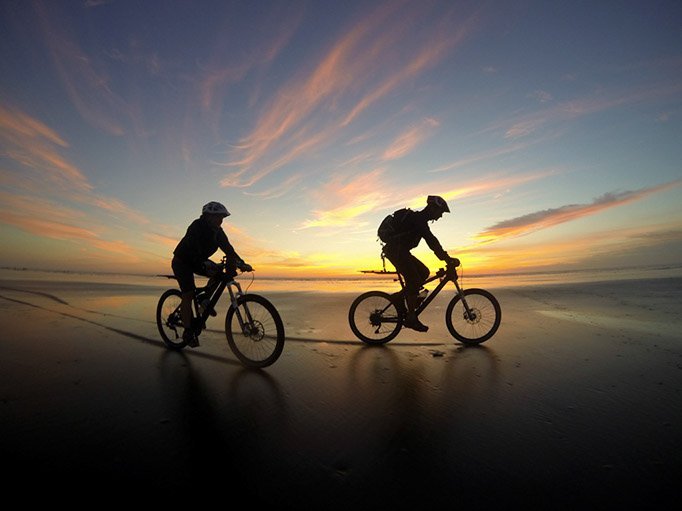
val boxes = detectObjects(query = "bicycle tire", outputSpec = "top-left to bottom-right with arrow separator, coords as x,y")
445,288 -> 501,345
225,294 -> 285,368
348,291 -> 403,345
156,288 -> 188,350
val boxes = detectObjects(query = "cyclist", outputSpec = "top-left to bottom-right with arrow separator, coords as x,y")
381,195 -> 459,332
172,201 -> 253,347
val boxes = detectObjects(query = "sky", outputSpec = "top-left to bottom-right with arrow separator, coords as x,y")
1,0 -> 681,278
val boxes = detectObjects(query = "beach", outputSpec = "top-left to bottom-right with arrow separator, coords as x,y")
1,271 -> 681,507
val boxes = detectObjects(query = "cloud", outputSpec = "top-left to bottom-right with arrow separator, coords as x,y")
475,180 -> 682,243
497,81 -> 682,140
528,90 -> 553,103
219,2 -> 477,189
382,118 -> 439,160
406,169 -> 556,210
428,138 -> 553,173
0,107 -> 153,262
504,119 -> 545,139
301,168 -> 390,228
0,105 -> 92,192
0,210 -> 98,241
33,2 -> 130,136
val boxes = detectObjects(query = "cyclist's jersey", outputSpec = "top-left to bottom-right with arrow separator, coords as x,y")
384,209 -> 448,261
173,217 -> 240,268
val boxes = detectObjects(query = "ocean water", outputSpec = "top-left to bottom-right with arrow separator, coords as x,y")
1,263 -> 681,294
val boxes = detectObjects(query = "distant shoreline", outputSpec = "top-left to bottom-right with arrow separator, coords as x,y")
2,263 -> 681,294
2,263 -> 681,281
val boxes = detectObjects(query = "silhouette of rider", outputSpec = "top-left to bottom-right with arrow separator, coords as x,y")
172,201 -> 252,347
382,195 -> 459,332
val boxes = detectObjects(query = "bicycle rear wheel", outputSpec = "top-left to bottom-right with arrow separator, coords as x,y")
156,289 -> 188,350
445,288 -> 501,345
225,294 -> 285,368
348,291 -> 403,345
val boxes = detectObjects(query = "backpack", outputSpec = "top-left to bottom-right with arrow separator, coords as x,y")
377,208 -> 411,243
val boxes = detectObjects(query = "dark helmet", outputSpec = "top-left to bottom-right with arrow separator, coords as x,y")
202,201 -> 230,217
427,195 -> 450,213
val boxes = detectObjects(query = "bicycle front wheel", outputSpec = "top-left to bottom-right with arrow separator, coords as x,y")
225,294 -> 285,368
156,289 -> 188,350
445,288 -> 501,345
348,291 -> 403,345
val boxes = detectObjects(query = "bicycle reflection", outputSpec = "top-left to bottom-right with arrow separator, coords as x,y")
157,349 -> 288,487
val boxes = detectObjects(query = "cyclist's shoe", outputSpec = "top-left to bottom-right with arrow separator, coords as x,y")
404,314 -> 429,333
183,329 -> 200,348
198,297 -> 217,317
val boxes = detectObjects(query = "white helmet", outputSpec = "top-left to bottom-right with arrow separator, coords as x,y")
202,201 -> 230,217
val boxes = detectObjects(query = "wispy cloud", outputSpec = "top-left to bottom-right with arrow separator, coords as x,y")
427,135 -> 556,173
382,117 -> 439,160
0,107 -> 151,259
499,81 -> 682,140
475,180 -> 682,243
34,2 -> 129,136
219,2 -> 477,189
407,169 -> 556,210
301,168 -> 390,228
301,167 -> 552,231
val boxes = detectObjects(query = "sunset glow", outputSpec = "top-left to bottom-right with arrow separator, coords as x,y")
1,1 -> 680,277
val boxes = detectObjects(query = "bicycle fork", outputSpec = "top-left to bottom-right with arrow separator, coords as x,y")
227,282 -> 257,336
453,280 -> 477,322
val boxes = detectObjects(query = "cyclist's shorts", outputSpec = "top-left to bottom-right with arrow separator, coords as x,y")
171,257 -> 206,293
383,248 -> 429,292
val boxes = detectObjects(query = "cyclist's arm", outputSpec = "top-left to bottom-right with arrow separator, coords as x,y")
421,224 -> 449,261
217,229 -> 251,270
217,228 -> 239,260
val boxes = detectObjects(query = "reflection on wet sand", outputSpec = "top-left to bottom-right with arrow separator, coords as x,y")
1,277 -> 681,505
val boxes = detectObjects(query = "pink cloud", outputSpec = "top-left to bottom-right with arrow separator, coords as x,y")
382,118 -> 440,160
220,3 -> 477,188
476,180 -> 682,242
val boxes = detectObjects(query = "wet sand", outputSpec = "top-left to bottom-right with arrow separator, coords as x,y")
1,277 -> 681,507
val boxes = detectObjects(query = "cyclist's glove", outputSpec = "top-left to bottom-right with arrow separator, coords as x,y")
237,261 -> 254,272
446,256 -> 460,267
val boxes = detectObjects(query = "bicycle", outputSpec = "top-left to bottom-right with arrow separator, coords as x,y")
348,262 -> 501,346
156,257 -> 285,368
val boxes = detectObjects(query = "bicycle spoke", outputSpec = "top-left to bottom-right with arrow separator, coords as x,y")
349,291 -> 402,344
446,289 -> 501,345
226,295 -> 284,368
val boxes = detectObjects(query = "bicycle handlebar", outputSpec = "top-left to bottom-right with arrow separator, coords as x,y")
436,263 -> 459,280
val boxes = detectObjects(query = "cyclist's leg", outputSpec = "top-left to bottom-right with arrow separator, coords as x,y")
400,255 -> 428,331
385,250 -> 428,331
172,257 -> 199,346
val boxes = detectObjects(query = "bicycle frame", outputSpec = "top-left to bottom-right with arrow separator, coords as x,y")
193,273 -> 256,336
391,267 -> 473,318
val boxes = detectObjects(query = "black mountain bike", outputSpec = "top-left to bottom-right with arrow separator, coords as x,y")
156,257 -> 285,368
349,263 -> 501,346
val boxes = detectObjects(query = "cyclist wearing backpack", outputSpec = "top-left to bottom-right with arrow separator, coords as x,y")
172,201 -> 253,347
379,195 -> 459,332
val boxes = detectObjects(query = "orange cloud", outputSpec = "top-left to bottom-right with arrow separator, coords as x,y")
0,105 -> 92,191
475,180 -> 682,243
220,2 -> 476,189
301,168 -> 389,228
0,211 -> 98,241
382,118 -> 439,160
1,106 -> 147,223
